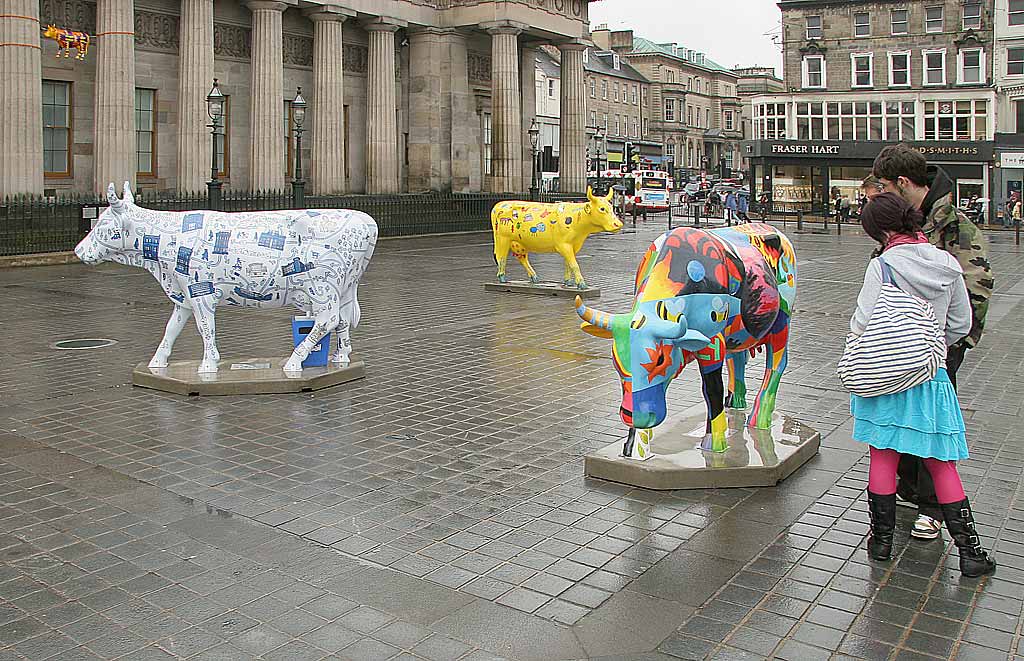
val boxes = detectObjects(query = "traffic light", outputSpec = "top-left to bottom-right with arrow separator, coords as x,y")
625,143 -> 639,172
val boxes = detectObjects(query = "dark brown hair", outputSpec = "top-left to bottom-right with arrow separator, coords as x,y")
860,192 -> 923,244
872,144 -> 929,187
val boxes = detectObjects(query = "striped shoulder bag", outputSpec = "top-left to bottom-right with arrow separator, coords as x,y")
837,258 -> 945,398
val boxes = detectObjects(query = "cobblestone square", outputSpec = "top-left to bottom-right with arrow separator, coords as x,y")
0,219 -> 1022,660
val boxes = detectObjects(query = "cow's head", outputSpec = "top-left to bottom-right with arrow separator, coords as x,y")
582,186 -> 623,233
75,182 -> 134,265
576,292 -> 733,429
43,25 -> 59,39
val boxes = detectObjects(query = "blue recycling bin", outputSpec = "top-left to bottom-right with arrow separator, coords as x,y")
291,317 -> 331,368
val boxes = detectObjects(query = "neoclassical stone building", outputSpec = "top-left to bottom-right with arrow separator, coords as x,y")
2,0 -> 593,196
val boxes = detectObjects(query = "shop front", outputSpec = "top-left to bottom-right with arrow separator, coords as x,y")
994,135 -> 1024,226
743,140 -> 994,216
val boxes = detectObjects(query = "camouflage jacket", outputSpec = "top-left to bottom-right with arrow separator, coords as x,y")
922,193 -> 993,348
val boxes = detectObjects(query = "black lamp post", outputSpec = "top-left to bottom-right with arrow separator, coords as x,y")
595,128 -> 605,190
586,124 -> 597,180
528,118 -> 540,200
291,87 -> 306,208
206,79 -> 224,211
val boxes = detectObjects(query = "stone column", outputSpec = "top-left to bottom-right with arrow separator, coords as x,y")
365,17 -> 405,195
408,28 -> 456,192
176,0 -> 214,193
0,3 -> 43,196
245,1 -> 286,192
559,41 -> 587,194
94,0 -> 136,194
449,31 -> 480,193
483,21 -> 526,194
307,6 -> 354,194
520,43 -> 538,193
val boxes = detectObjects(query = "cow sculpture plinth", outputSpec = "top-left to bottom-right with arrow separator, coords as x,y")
576,223 -> 797,457
491,187 -> 622,290
75,183 -> 376,375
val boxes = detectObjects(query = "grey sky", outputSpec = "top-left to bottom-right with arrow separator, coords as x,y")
588,0 -> 784,75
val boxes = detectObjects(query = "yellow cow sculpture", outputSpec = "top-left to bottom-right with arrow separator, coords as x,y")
491,187 -> 623,290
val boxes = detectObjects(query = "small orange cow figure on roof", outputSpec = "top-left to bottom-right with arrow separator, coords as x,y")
43,25 -> 91,60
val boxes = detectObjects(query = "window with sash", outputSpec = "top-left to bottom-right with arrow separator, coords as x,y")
43,81 -> 71,177
923,99 -> 987,140
891,9 -> 908,34
926,6 -> 944,32
135,88 -> 156,177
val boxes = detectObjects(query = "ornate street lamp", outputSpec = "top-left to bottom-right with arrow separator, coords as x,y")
528,118 -> 540,200
291,87 -> 306,208
206,79 -> 225,211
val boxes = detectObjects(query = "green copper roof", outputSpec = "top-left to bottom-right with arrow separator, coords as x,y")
630,36 -> 733,73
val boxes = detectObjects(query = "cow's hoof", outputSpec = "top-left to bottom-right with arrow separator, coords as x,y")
283,360 -> 303,373
330,354 -> 351,366
148,356 -> 169,369
564,280 -> 576,288
497,275 -> 507,283
197,361 -> 218,374
577,283 -> 589,291
529,276 -> 540,284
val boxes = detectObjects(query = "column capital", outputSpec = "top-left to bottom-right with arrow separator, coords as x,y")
407,26 -> 457,38
363,16 -> 406,32
245,1 -> 287,13
557,39 -> 590,52
304,5 -> 356,22
480,20 -> 528,36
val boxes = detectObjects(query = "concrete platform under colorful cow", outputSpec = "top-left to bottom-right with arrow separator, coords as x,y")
490,187 -> 622,291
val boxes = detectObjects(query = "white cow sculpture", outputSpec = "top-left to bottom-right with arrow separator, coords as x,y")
75,182 -> 378,374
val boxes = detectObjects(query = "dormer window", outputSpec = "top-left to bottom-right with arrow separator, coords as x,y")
612,53 -> 620,70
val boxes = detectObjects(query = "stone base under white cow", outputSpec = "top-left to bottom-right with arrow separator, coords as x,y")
132,357 -> 365,396
483,280 -> 601,300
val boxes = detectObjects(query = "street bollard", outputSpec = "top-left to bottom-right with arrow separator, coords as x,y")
837,215 -> 842,236
1017,219 -> 1021,246
667,202 -> 673,230
797,210 -> 804,231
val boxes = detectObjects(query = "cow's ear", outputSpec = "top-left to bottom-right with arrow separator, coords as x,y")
585,203 -> 593,214
581,322 -> 613,339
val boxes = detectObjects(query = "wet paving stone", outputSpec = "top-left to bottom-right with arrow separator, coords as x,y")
1,223 -> 1023,658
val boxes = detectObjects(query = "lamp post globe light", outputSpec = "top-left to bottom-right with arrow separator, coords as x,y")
291,87 -> 306,209
528,118 -> 540,200
206,79 -> 225,211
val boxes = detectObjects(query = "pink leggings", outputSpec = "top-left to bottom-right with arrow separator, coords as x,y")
868,447 -> 966,504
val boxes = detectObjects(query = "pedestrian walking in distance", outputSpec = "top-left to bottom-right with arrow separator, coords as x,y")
872,144 -> 993,542
724,190 -> 737,226
848,193 -> 995,577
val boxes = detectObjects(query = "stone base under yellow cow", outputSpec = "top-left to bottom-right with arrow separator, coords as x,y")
584,406 -> 820,490
484,280 -> 601,300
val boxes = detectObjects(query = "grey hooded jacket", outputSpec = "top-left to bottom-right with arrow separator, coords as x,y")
851,243 -> 972,347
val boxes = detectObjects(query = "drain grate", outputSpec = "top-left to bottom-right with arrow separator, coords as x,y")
51,338 -> 118,350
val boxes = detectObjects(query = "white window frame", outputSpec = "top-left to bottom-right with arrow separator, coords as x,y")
547,79 -> 555,98
888,50 -> 911,87
1011,0 -> 1024,26
802,55 -> 826,89
589,78 -> 596,98
724,110 -> 734,131
854,12 -> 870,37
891,9 -> 909,35
958,48 -> 985,85
963,2 -> 981,30
923,48 -> 947,86
925,6 -> 944,33
806,15 -> 822,39
664,98 -> 675,122
1008,47 -> 1024,77
851,52 -> 874,88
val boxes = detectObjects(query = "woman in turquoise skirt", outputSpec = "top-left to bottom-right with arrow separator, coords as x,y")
851,193 -> 995,577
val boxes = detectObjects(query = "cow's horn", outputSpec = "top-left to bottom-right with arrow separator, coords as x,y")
575,296 -> 612,329
122,181 -> 134,206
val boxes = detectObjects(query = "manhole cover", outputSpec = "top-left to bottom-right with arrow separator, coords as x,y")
51,338 -> 118,350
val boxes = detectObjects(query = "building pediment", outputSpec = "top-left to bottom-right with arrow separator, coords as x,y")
798,40 -> 826,56
955,30 -> 984,48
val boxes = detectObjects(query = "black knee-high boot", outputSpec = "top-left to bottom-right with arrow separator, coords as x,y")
867,492 -> 896,561
940,498 -> 996,577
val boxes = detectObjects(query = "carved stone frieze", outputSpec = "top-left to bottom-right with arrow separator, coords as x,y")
468,52 -> 491,84
135,11 -> 180,52
343,44 -> 368,74
283,33 -> 313,67
40,0 -> 97,34
214,23 -> 252,59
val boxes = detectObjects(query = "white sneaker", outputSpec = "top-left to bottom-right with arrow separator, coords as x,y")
911,514 -> 942,540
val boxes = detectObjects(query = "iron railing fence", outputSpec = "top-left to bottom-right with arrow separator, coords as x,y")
0,189 -> 598,257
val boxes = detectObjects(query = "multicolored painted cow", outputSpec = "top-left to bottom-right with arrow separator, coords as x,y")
75,182 -> 377,374
575,223 -> 797,456
491,187 -> 623,290
43,25 -> 91,60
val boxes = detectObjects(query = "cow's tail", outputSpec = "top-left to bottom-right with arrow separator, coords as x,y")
350,287 -> 362,329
